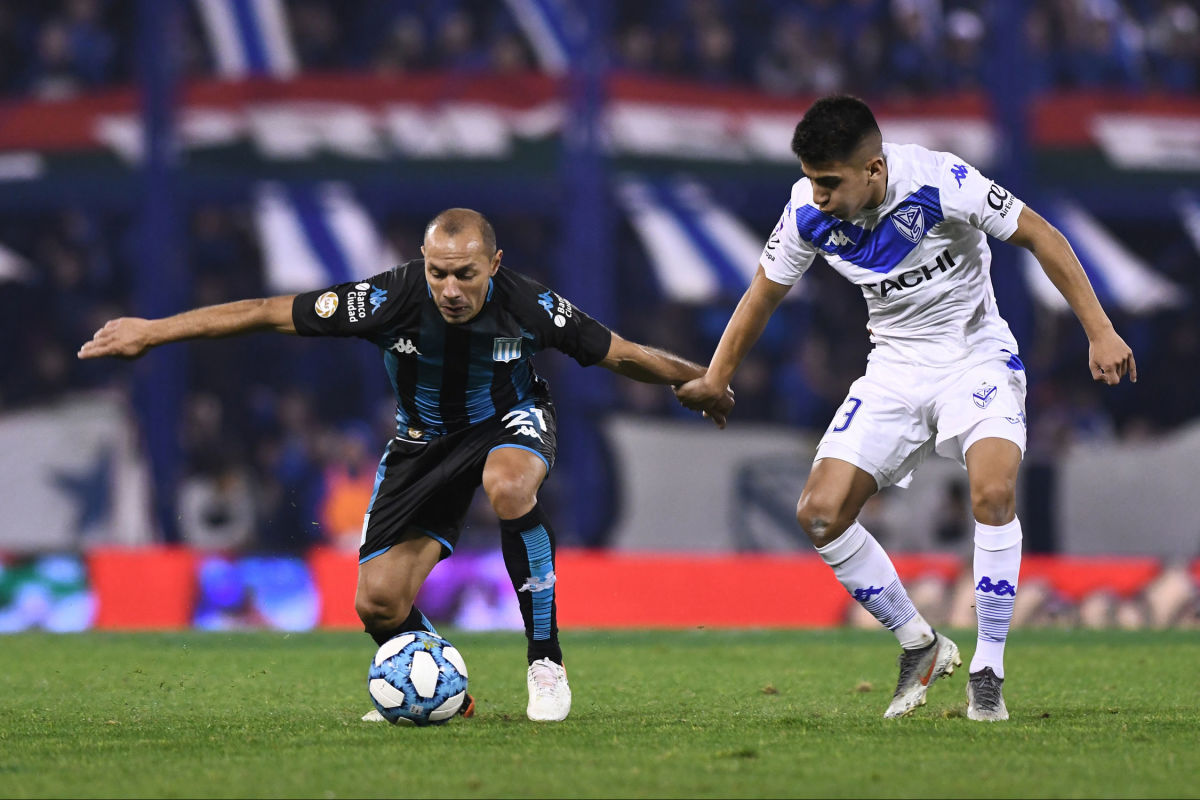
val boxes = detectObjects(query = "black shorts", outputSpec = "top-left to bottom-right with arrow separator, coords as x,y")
358,400 -> 557,563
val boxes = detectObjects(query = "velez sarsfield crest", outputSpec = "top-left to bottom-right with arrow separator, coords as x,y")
891,205 -> 925,244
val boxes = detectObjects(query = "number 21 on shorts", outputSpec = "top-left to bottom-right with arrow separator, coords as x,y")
832,397 -> 862,432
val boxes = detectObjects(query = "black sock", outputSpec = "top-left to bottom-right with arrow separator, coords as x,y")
500,504 -> 562,665
367,605 -> 435,646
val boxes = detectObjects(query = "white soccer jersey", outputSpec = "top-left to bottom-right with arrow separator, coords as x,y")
761,142 -> 1025,367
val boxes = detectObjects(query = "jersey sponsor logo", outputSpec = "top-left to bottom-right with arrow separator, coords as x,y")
369,286 -> 387,315
951,163 -> 968,187
865,249 -> 956,299
975,576 -> 1016,597
537,289 -> 572,328
891,204 -> 926,244
346,286 -> 370,323
502,406 -> 547,441
972,381 -> 998,408
826,229 -> 855,248
492,337 -> 522,363
314,291 -> 338,318
987,183 -> 1017,217
389,337 -> 420,355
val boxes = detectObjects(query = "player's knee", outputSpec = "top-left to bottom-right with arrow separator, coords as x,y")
796,495 -> 849,548
355,590 -> 413,633
971,480 -> 1016,526
484,473 -> 536,520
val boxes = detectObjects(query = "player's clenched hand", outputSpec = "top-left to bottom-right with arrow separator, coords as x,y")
1088,329 -> 1137,386
674,376 -> 735,429
77,318 -> 154,360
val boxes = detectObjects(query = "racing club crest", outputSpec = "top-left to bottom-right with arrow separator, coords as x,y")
493,337 -> 522,363
891,205 -> 925,244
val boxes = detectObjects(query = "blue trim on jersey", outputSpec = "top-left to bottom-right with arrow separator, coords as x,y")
364,447 -> 389,514
519,524 -> 555,640
428,532 -> 454,555
486,278 -> 494,301
651,182 -> 746,293
359,546 -> 391,564
1004,351 -> 1025,371
289,187 -> 354,283
414,312 -> 447,433
489,443 -> 551,473
795,185 -> 945,274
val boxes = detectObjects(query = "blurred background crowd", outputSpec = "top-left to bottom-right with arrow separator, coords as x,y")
0,0 -> 1197,572
1,0 -> 1197,99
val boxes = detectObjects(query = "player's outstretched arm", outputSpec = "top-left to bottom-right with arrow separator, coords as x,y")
597,333 -> 734,427
77,295 -> 298,360
1007,207 -> 1137,386
674,265 -> 791,413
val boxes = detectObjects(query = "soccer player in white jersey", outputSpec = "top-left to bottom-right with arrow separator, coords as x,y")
676,96 -> 1136,721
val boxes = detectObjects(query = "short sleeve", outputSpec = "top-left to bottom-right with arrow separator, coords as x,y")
511,273 -> 612,367
292,266 -> 410,337
760,192 -> 818,286
938,155 -> 1025,241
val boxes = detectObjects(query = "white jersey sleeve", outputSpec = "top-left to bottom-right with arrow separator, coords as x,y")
760,182 -> 818,285
937,155 -> 1025,241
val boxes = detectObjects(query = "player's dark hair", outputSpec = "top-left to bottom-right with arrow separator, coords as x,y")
791,95 -> 882,166
425,208 -> 497,257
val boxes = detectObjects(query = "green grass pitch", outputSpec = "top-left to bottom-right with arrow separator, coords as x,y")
1,628 -> 1197,798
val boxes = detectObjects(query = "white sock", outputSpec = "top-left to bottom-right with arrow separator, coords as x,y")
817,521 -> 934,650
970,517 -> 1022,679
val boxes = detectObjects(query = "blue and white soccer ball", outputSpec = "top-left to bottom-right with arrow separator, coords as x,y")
368,631 -> 469,726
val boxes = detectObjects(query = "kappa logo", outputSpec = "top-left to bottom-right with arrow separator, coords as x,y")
853,586 -> 885,602
390,337 -> 420,355
369,286 -> 387,315
972,381 -> 997,408
891,205 -> 925,244
492,337 -> 522,363
951,163 -> 969,187
976,576 -> 1016,597
826,229 -> 855,248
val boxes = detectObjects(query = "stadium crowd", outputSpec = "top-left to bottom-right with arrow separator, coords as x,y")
0,0 -> 1196,98
1,0 -> 1197,553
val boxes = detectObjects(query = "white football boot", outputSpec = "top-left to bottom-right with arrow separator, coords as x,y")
884,631 -> 961,718
526,658 -> 572,721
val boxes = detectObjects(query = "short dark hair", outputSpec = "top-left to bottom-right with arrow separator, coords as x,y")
425,208 -> 497,257
791,95 -> 882,166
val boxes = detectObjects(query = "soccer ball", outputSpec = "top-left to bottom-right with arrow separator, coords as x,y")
367,631 -> 469,726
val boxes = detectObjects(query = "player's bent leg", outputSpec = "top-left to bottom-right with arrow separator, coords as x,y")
964,435 -> 1024,721
800,458 -> 957,716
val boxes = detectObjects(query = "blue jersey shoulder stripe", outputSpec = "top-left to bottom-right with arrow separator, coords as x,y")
795,185 -> 945,275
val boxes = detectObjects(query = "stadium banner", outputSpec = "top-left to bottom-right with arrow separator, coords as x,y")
0,393 -> 156,554
0,75 -> 1000,200
2,548 -> 1195,632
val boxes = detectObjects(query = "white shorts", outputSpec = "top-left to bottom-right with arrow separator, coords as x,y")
814,352 -> 1028,489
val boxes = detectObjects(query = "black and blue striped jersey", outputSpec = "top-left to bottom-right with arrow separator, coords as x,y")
292,261 -> 612,437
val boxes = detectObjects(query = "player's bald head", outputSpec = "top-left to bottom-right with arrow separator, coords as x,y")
791,95 -> 882,168
424,208 -> 497,258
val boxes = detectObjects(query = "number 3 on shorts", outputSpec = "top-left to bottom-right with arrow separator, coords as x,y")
832,397 -> 862,432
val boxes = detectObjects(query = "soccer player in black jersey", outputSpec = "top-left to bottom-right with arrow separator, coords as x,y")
80,207 -> 733,722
